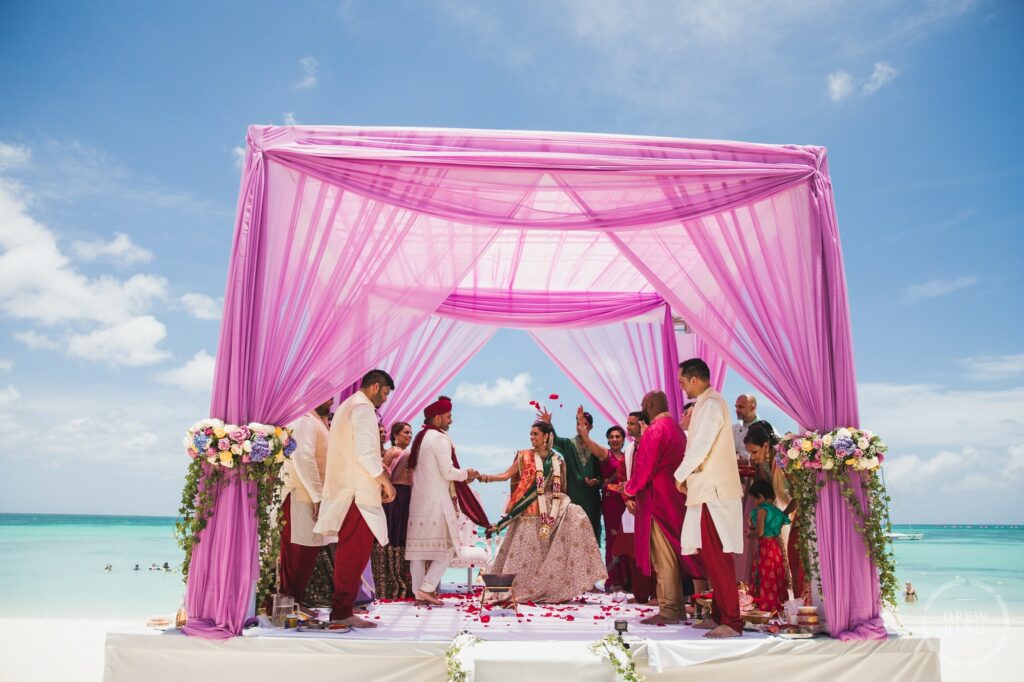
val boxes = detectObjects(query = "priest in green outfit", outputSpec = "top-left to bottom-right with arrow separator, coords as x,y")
536,406 -> 604,542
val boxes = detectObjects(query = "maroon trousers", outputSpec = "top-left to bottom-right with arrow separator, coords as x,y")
331,504 -> 374,620
699,503 -> 743,633
279,496 -> 320,601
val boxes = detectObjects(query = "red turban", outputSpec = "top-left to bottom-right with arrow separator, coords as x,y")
423,397 -> 452,420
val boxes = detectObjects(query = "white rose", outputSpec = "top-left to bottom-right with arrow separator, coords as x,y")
862,456 -> 879,470
242,440 -> 252,453
822,434 -> 833,447
787,448 -> 800,459
182,435 -> 192,449
837,428 -> 851,440
206,455 -> 217,465
823,458 -> 835,470
857,437 -> 869,449
230,444 -> 242,455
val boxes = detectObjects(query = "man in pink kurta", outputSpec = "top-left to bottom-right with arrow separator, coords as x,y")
625,391 -> 704,624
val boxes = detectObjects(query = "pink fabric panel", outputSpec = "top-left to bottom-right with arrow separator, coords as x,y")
252,126 -> 821,232
675,331 -> 727,392
608,181 -> 858,431
528,305 -> 676,425
182,468 -> 259,639
816,474 -> 888,640
210,150 -> 500,427
375,316 -> 497,428
437,289 -> 665,327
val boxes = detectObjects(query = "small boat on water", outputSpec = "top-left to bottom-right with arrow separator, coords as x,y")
886,531 -> 924,541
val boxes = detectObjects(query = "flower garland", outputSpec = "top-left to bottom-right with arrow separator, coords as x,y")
176,418 -> 296,608
588,634 -> 644,682
445,631 -> 479,682
776,427 -> 898,607
534,451 -> 564,541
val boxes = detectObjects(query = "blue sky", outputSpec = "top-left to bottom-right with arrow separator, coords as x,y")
1,1 -> 1021,522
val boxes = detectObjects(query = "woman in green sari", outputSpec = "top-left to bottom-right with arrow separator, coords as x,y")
477,421 -> 606,602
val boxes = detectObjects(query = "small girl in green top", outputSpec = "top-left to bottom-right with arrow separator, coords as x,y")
748,478 -> 790,613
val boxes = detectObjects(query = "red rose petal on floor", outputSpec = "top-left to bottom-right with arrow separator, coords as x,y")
549,394 -> 559,400
480,615 -> 491,623
565,615 -> 574,621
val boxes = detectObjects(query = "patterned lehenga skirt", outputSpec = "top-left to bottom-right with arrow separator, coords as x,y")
489,502 -> 607,603
371,484 -> 413,600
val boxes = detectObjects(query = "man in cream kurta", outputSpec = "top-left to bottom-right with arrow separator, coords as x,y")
405,397 -> 475,605
313,370 -> 397,627
279,401 -> 332,601
675,359 -> 745,638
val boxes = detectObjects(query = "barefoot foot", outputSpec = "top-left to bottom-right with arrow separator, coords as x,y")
640,613 -> 680,625
692,619 -> 718,629
415,590 -> 444,606
335,615 -> 378,629
704,624 -> 742,638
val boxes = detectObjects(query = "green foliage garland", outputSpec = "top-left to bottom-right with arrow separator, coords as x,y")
776,427 -> 898,608
588,635 -> 645,682
175,419 -> 294,609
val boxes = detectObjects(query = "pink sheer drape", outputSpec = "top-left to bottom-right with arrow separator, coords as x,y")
376,316 -> 497,428
529,305 -> 681,425
192,125 -> 872,639
676,331 -> 727,392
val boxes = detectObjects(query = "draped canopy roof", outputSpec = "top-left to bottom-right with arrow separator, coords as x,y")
212,125 -> 857,433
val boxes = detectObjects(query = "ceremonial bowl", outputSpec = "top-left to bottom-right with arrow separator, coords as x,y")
481,573 -> 516,588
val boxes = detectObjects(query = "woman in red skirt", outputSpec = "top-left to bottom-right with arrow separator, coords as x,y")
747,478 -> 790,613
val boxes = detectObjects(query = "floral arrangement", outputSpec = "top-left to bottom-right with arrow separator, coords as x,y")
176,418 -> 297,608
775,427 -> 897,607
589,634 -> 644,682
445,631 -> 479,682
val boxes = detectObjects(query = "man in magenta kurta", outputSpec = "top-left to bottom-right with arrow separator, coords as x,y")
626,390 -> 705,624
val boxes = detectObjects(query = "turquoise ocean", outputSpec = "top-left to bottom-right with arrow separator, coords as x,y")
1,514 -> 1021,621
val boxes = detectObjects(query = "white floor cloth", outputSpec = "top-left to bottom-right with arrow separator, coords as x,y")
104,592 -> 940,681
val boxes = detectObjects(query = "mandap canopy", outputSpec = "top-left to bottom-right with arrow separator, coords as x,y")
184,125 -> 882,641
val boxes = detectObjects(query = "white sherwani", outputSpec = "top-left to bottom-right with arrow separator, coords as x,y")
281,412 -> 331,547
313,391 -> 388,545
675,387 -> 745,555
405,429 -> 468,562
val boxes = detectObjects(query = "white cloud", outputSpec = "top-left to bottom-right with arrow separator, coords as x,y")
827,61 -> 898,102
958,353 -> 1024,381
454,372 -> 535,410
885,444 -> 1024,495
902,274 -> 977,302
859,381 -> 1024,451
66,316 -> 171,366
0,179 -> 168,325
294,56 -> 319,90
862,61 -> 898,94
14,330 -> 60,350
71,232 -> 153,265
178,293 -> 222,320
827,71 -> 856,102
0,384 -> 19,409
156,350 -> 215,392
0,142 -> 31,170
283,112 -> 298,126
232,145 -> 246,171
0,358 -> 13,372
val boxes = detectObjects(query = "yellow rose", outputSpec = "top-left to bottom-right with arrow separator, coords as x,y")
801,439 -> 813,452
213,427 -> 227,439
845,458 -> 856,466
274,452 -> 285,463
274,427 -> 283,438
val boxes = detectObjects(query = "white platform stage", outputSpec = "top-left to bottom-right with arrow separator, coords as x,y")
104,593 -> 942,681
